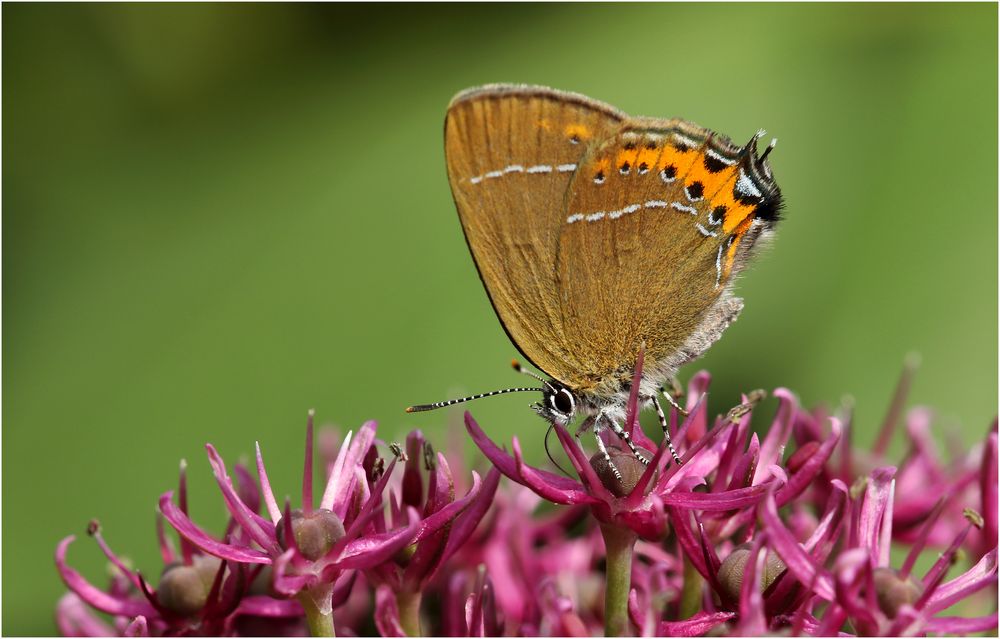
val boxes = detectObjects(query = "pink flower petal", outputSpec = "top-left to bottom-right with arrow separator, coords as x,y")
858,466 -> 896,566
774,419 -> 842,507
662,481 -> 774,511
55,593 -> 117,637
320,421 -> 377,513
123,616 -> 148,637
159,492 -> 271,564
234,595 -> 304,618
206,445 -> 281,555
436,468 -> 502,577
752,388 -> 797,484
55,537 -> 157,618
513,438 -> 600,505
981,431 -> 998,547
658,611 -> 735,637
374,585 -> 406,637
332,513 -> 420,571
924,614 -> 998,634
738,534 -> 768,635
760,492 -> 836,601
925,547 -> 998,614
255,442 -> 282,524
414,470 -> 485,543
552,424 -> 615,501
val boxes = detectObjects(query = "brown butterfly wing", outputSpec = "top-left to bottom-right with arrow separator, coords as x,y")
444,85 -> 624,383
556,120 -> 781,394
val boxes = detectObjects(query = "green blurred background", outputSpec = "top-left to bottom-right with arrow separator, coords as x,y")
4,3 -> 996,634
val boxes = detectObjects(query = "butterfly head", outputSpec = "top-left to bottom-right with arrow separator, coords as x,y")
532,381 -> 577,426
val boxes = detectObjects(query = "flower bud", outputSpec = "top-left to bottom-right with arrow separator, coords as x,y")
157,556 -> 221,617
872,567 -> 923,618
275,508 -> 346,561
589,445 -> 654,498
716,544 -> 786,602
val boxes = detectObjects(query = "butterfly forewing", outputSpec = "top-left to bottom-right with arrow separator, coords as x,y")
444,85 -> 623,384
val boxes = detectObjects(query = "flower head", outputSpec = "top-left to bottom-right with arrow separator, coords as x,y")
55,463 -> 301,636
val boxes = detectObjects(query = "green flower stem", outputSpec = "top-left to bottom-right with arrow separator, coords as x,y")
679,555 -> 704,620
397,589 -> 423,637
601,523 -> 638,637
298,586 -> 336,637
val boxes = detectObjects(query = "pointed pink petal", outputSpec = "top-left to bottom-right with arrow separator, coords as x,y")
158,492 -> 271,564
667,508 -> 710,580
752,388 -> 796,484
981,431 -> 998,546
738,534 -> 768,635
513,438 -> 599,505
623,345 -> 645,437
924,614 -> 998,634
88,525 -> 143,591
760,492 -> 836,601
55,593 -> 118,637
233,462 -> 261,515
342,457 -> 398,544
332,513 -> 419,570
662,481 -> 774,511
858,466 -> 896,565
205,445 -> 281,555
626,438 -> 670,507
234,595 -> 304,618
320,421 -> 377,512
374,585 -> 407,637
414,471 -> 485,543
330,570 -> 358,609
465,413 -> 527,480
659,419 -> 732,493
320,429 -> 354,509
438,468 -> 502,570
123,616 -> 148,637
55,537 -> 157,618
303,411 -> 315,513
925,547 -> 998,614
774,419 -> 842,507
658,611 -> 735,637
271,548 -> 314,596
553,424 -> 615,501
255,442 -> 282,524
155,513 -> 176,567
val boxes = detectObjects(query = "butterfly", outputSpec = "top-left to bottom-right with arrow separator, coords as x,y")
408,84 -> 781,470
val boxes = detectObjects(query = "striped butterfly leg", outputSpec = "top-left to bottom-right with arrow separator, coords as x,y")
585,418 -> 624,483
660,379 -> 689,417
652,395 -> 684,466
602,411 -> 650,468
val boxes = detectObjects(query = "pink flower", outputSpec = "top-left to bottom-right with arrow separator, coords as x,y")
365,429 -> 498,635
55,464 -> 301,636
465,350 -> 814,542
762,466 -> 998,636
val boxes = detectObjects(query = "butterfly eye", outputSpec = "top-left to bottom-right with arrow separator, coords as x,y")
552,388 -> 575,415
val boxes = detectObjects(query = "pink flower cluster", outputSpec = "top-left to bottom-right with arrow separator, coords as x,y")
56,368 -> 997,636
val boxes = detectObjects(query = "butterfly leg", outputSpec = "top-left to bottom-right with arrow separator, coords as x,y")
652,395 -> 684,466
590,419 -> 623,482
600,409 -> 650,468
659,381 -> 689,417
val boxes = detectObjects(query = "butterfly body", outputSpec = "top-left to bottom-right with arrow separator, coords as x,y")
413,84 -> 781,463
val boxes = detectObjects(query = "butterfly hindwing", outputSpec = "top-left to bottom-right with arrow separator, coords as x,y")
556,121 -> 780,394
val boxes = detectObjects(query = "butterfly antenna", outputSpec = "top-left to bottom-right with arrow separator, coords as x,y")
511,359 -> 555,390
544,422 -> 573,478
406,387 -> 543,413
